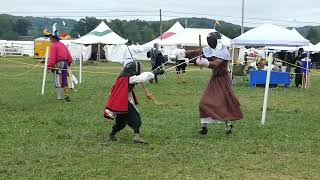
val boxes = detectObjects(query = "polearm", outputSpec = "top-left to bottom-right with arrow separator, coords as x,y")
164,54 -> 204,72
126,43 -> 164,106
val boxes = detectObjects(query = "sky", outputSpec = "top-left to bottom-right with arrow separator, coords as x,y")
1,0 -> 320,27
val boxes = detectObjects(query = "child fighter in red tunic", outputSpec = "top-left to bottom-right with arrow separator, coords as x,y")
104,61 -> 164,144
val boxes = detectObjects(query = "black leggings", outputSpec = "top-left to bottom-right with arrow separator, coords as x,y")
151,64 -> 162,83
295,73 -> 302,87
111,103 -> 141,135
175,60 -> 187,74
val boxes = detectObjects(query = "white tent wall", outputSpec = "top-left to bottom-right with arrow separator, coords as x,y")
104,45 -> 148,63
315,42 -> 320,51
60,40 -> 91,61
68,43 -> 91,61
237,47 -> 249,64
104,44 -> 183,64
81,45 -> 92,61
104,45 -> 126,63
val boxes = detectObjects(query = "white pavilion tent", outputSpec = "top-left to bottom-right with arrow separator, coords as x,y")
232,24 -> 309,125
142,21 -> 184,48
162,28 -> 231,47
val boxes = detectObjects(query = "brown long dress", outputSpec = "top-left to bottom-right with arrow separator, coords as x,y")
199,59 -> 243,121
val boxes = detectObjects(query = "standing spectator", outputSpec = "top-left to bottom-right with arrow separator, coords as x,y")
294,48 -> 305,88
147,43 -> 165,83
171,44 -> 189,83
44,24 -> 73,101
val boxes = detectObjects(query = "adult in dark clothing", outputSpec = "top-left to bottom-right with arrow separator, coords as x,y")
147,43 -> 165,83
294,48 -> 305,88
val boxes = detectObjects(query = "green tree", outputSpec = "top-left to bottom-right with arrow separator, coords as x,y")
107,19 -> 124,37
14,19 -> 32,36
2,31 -> 18,40
70,17 -> 100,37
121,21 -> 141,43
140,26 -> 155,44
0,15 -> 14,39
307,27 -> 320,44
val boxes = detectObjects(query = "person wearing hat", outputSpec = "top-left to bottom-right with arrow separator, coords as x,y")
196,32 -> 243,135
44,23 -> 73,101
103,61 -> 165,144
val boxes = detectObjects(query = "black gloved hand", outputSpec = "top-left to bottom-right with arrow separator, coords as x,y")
153,69 -> 165,76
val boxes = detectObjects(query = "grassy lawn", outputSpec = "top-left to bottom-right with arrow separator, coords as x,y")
0,57 -> 319,179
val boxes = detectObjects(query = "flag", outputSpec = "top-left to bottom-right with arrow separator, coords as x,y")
213,20 -> 221,29
185,18 -> 188,28
53,23 -> 57,33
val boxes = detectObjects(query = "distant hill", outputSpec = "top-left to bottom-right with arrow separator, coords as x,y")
0,14 -> 77,40
0,14 -> 319,44
296,26 -> 320,44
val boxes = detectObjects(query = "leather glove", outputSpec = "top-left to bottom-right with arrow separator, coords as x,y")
153,69 -> 165,76
196,58 -> 209,67
185,58 -> 190,65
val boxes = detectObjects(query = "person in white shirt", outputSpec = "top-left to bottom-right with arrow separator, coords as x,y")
171,44 -> 189,83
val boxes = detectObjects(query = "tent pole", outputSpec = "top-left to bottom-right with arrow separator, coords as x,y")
306,49 -> 310,89
230,41 -> 235,78
261,50 -> 272,125
80,52 -> 82,84
98,43 -> 101,61
41,47 -> 49,95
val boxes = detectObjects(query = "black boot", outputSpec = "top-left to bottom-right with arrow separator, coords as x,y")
199,127 -> 208,135
225,122 -> 233,135
108,132 -> 118,141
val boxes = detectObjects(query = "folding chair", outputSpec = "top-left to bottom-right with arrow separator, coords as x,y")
232,64 -> 247,85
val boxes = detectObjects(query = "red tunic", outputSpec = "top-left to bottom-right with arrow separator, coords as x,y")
48,41 -> 72,69
104,77 -> 138,119
199,59 -> 243,121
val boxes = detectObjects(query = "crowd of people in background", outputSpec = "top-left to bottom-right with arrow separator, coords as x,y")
243,47 -> 317,88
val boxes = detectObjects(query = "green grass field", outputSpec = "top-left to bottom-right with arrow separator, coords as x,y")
1,57 -> 320,179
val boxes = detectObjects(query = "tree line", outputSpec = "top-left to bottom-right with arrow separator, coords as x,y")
0,14 -> 320,44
